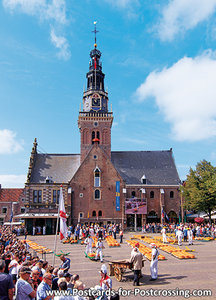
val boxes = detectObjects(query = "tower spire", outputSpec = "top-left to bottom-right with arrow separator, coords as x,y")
92,21 -> 99,48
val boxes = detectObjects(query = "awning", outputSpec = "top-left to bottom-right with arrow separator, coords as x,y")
4,222 -> 22,226
186,212 -> 206,218
15,213 -> 58,219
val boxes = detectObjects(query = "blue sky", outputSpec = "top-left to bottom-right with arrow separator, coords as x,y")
1,0 -> 216,187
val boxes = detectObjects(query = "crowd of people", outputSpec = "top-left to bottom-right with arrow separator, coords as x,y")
0,225 -> 120,300
141,222 -> 216,237
0,221 -> 215,299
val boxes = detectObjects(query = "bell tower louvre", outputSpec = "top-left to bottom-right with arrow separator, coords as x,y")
78,23 -> 113,163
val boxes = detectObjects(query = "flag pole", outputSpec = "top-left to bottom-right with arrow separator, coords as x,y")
52,189 -> 61,267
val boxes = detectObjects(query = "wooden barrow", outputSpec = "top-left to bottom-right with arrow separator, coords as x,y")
109,259 -> 134,282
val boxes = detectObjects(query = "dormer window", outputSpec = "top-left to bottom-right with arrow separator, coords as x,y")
46,176 -> 53,184
141,175 -> 146,184
94,167 -> 101,187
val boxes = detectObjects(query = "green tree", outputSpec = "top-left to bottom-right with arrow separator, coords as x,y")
181,160 -> 216,223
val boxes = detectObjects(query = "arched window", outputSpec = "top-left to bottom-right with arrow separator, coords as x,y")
98,210 -> 102,217
95,189 -> 100,200
168,211 -> 177,223
92,131 -> 95,144
150,191 -> 154,199
131,191 -> 136,197
92,210 -> 96,217
170,191 -> 174,198
94,167 -> 100,187
97,131 -> 100,140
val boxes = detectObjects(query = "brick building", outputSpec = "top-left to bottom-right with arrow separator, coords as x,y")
19,38 -> 181,234
0,185 -> 25,224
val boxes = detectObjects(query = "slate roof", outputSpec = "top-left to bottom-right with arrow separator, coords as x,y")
0,188 -> 24,202
30,154 -> 80,184
111,150 -> 180,185
29,150 -> 180,185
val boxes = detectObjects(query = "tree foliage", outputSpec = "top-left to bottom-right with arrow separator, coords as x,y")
181,160 -> 216,222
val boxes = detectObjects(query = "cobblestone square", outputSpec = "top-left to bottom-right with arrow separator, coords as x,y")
24,232 -> 216,300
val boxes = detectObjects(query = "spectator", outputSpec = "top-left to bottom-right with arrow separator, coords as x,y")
59,255 -> 70,273
64,272 -> 72,286
31,269 -> 41,291
71,274 -> 79,288
15,266 -> 36,300
54,281 -> 70,300
0,259 -> 14,300
37,273 -> 53,300
8,252 -> 19,284
119,230 -> 123,244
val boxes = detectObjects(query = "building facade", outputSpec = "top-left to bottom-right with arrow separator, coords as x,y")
18,39 -> 181,234
0,185 -> 25,224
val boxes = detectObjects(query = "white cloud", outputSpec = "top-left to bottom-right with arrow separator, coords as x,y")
3,0 -> 67,24
104,0 -> 139,8
103,0 -> 139,18
0,129 -> 23,154
0,174 -> 26,188
3,0 -> 71,59
157,0 -> 216,41
135,50 -> 216,142
50,29 -> 70,60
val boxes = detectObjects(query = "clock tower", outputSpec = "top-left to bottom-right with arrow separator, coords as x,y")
78,26 -> 113,162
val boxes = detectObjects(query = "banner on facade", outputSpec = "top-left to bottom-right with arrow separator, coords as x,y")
116,181 -> 120,211
125,198 -> 147,214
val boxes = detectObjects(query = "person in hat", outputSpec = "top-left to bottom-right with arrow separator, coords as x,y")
15,267 -> 36,300
95,237 -> 104,263
187,227 -> 193,245
84,234 -> 93,255
130,243 -> 143,286
150,243 -> 159,281
161,227 -> 168,243
176,227 -> 183,246
99,264 -> 112,290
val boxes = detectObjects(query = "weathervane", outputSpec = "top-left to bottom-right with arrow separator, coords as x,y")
92,21 -> 99,47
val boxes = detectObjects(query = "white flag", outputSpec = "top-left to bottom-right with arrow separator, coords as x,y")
59,187 -> 67,240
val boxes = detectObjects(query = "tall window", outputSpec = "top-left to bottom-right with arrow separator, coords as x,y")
94,167 -> 100,187
2,207 -> 7,214
92,131 -> 100,144
98,210 -> 102,217
94,189 -> 100,200
132,191 -> 136,197
53,190 -> 60,204
170,191 -> 174,198
150,191 -> 154,199
92,210 -> 96,217
33,190 -> 42,203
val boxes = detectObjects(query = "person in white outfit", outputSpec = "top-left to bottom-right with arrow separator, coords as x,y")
84,235 -> 93,255
176,227 -> 183,246
187,227 -> 193,245
95,238 -> 104,262
150,243 -> 159,281
161,227 -> 168,243
89,227 -> 94,237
